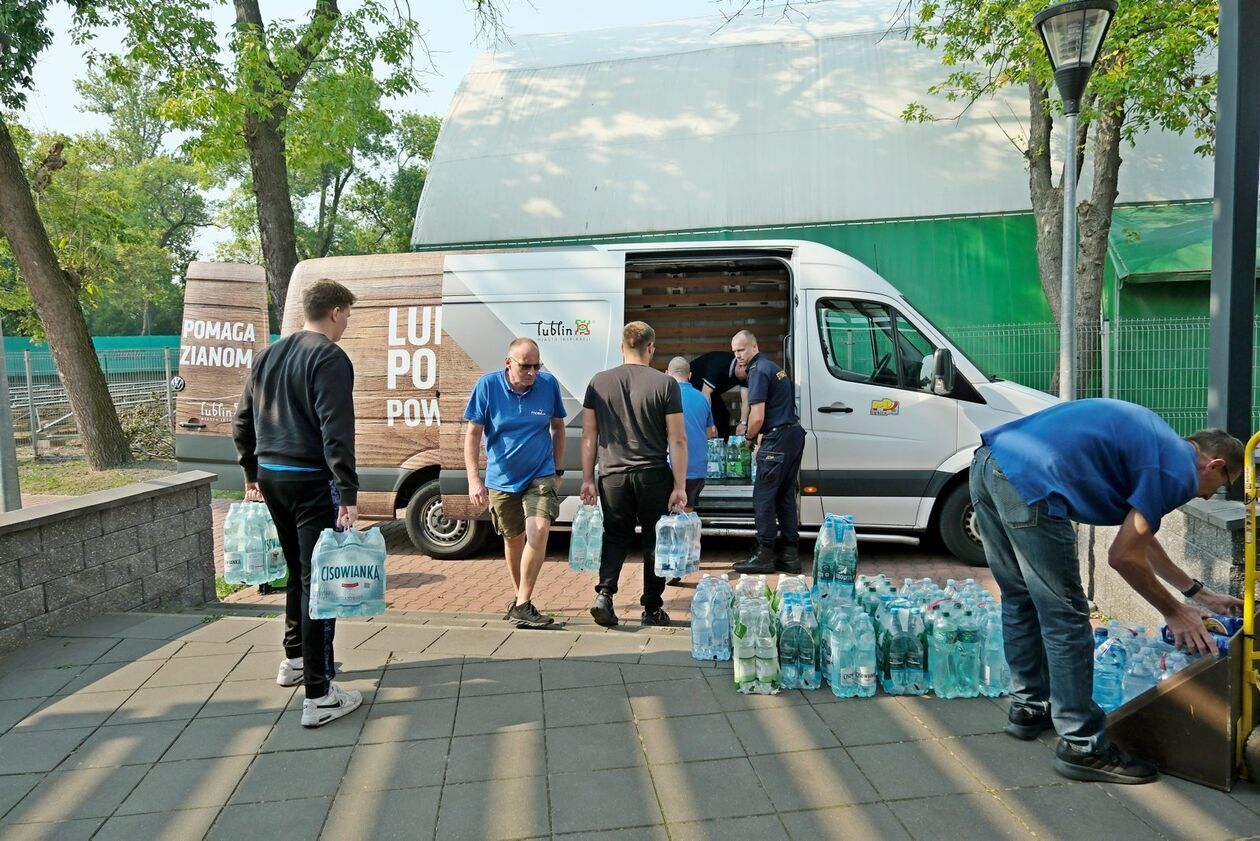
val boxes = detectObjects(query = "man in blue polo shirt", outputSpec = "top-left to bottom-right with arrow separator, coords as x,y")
666,356 -> 717,585
731,330 -> 805,575
464,338 -> 567,629
970,398 -> 1243,785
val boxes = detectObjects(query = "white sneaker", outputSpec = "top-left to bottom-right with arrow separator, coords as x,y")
277,658 -> 304,687
301,682 -> 363,728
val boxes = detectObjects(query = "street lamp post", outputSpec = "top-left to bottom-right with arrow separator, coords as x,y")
1034,0 -> 1117,401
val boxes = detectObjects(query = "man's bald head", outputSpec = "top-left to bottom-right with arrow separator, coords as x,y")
667,356 -> 690,382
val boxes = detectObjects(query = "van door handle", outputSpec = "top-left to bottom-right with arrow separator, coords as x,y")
179,420 -> 207,430
817,403 -> 854,414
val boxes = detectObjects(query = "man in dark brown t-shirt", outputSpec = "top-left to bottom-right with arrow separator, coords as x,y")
581,321 -> 688,627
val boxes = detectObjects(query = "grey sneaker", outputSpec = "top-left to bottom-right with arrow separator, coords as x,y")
508,601 -> 555,629
300,682 -> 363,728
503,599 -> 516,620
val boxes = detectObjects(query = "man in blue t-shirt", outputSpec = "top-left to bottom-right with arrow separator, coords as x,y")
464,338 -> 567,629
665,357 -> 717,585
970,398 -> 1243,785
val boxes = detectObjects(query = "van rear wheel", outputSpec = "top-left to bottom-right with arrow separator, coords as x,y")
404,480 -> 489,559
939,483 -> 987,567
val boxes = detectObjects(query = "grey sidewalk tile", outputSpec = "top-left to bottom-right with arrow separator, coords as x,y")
0,667 -> 84,701
342,738 -> 448,791
175,618 -> 264,645
111,614 -> 207,640
638,713 -> 745,765
57,720 -> 185,769
321,785 -> 440,840
749,747 -> 880,812
566,632 -> 649,663
725,705 -> 839,756
944,732 -> 1062,789
491,629 -> 579,660
426,628 -> 511,658
446,729 -> 545,783
332,646 -> 393,674
628,677 -> 724,720
167,640 -> 254,659
198,678 -> 297,718
15,689 -> 132,731
117,755 -> 252,814
2,637 -> 119,671
92,638 -> 183,664
1229,780 -> 1260,816
702,674 -> 811,712
358,698 -> 456,745
54,660 -> 163,696
897,695 -> 1009,738
353,624 -> 445,653
229,745 -> 352,804
105,682 -> 218,724
209,796 -> 332,841
322,621 -> 384,650
50,613 -> 148,639
0,774 -> 42,818
889,792 -> 1030,841
261,706 -> 368,752
998,784 -> 1161,840
668,815 -> 790,841
1103,772 -> 1260,840
810,694 -> 933,746
541,659 -> 624,691
220,621 -> 286,649
781,804 -> 912,840
0,817 -> 103,840
620,663 -> 708,685
459,659 -> 541,697
435,775 -> 550,840
225,651 -> 284,682
549,765 -> 663,835
0,727 -> 94,773
545,721 -> 646,774
162,711 -> 280,761
93,807 -> 220,841
639,638 -> 705,669
453,691 -> 544,737
554,827 -> 669,841
376,662 -> 462,703
849,740 -> 986,799
544,684 -> 633,728
650,758 -> 774,822
386,650 -> 467,668
142,653 -> 242,688
0,698 -> 43,734
3,763 -> 149,823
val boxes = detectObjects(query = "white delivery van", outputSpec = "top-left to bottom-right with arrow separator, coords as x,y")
176,241 -> 1055,566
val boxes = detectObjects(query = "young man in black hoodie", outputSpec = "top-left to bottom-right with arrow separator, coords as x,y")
233,279 -> 362,728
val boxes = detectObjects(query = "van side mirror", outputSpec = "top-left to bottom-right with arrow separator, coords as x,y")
931,348 -> 956,396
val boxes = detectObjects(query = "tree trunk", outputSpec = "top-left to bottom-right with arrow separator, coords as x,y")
0,118 -> 133,469
1075,99 -> 1124,397
1027,78 -> 1064,392
242,109 -> 299,319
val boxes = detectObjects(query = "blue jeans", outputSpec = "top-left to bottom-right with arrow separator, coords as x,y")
969,446 -> 1106,753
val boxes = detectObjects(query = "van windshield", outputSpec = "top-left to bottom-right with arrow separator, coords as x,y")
899,296 -> 998,382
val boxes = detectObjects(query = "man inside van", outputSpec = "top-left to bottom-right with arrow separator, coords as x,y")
665,356 -> 717,585
731,330 -> 806,575
464,337 -> 566,629
970,399 -> 1244,785
580,322 -> 689,626
233,279 -> 362,729
689,350 -> 749,437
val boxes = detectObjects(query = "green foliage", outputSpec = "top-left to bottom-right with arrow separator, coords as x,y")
899,0 -> 1218,153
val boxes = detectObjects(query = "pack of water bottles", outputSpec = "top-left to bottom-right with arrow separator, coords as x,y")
1092,619 -> 1206,712
706,439 -> 726,479
725,436 -> 752,480
731,574 -> 780,694
568,504 -> 605,572
654,512 -> 702,578
309,528 -> 387,619
222,501 -> 284,586
774,575 -> 822,689
690,574 -> 733,661
812,513 -> 858,607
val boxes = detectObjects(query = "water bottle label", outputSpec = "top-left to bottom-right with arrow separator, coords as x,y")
983,665 -> 991,684
840,667 -> 856,684
858,667 -> 876,688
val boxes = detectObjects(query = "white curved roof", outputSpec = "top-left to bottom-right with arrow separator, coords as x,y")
412,0 -> 1212,247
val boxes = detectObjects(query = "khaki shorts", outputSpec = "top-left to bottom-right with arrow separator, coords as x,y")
488,476 -> 559,538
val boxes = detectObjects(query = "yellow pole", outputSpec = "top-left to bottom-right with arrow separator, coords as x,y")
1240,431 -> 1260,777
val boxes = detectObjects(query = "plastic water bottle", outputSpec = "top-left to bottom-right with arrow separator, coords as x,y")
569,505 -> 591,572
953,610 -> 982,698
1092,636 -> 1127,712
854,614 -> 878,697
836,515 -> 858,599
980,611 -> 1011,697
826,610 -> 858,697
586,506 -> 604,571
683,511 -> 702,573
222,503 -> 246,583
778,606 -> 801,688
690,576 -> 714,660
710,574 -> 732,661
754,608 -> 780,692
1123,652 -> 1156,703
733,603 -> 758,693
654,514 -> 683,577
930,610 -> 958,698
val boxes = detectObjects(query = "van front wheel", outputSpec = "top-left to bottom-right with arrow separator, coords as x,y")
404,480 -> 489,559
938,483 -> 987,567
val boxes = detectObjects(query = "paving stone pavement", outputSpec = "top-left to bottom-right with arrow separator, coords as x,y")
213,501 -> 993,619
0,609 -> 1257,840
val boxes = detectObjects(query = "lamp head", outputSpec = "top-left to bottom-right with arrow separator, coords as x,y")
1034,0 -> 1117,115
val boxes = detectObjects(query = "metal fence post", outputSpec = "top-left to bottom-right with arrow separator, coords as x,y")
163,346 -> 175,430
23,351 -> 37,458
1101,318 -> 1111,399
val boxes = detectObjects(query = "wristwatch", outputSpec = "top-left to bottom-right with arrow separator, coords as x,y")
555,469 -> 565,477
1181,578 -> 1204,598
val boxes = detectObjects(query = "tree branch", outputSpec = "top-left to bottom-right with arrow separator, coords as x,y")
282,0 -> 342,94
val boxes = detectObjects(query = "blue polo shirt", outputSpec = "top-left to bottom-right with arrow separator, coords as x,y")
982,399 -> 1197,532
746,353 -> 796,428
464,369 -> 567,493
675,382 -> 714,480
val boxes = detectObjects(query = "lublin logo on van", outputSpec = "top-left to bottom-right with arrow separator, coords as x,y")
870,398 -> 900,416
522,319 -> 594,341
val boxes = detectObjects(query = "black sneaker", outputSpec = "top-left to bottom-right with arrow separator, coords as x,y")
641,608 -> 671,627
1053,740 -> 1158,784
590,593 -> 618,627
1005,704 -> 1054,741
508,601 -> 555,629
503,599 -> 516,620
666,577 -> 683,587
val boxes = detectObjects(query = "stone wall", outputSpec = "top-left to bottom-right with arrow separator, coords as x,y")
0,471 -> 218,653
1077,498 -> 1244,629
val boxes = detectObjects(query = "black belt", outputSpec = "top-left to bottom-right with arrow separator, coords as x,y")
762,422 -> 800,434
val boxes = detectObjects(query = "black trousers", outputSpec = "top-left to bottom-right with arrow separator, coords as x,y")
711,393 -> 732,437
595,466 -> 672,611
258,473 -> 338,699
753,424 -> 806,546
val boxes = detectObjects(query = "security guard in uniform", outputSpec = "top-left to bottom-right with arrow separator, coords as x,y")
730,330 -> 806,574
